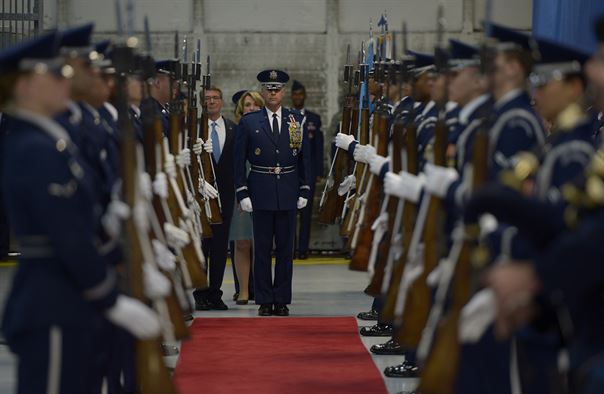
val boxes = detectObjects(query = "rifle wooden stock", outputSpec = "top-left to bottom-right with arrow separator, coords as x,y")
318,96 -> 354,224
381,120 -> 419,321
365,118 -> 406,296
117,65 -> 176,394
188,107 -> 213,237
418,125 -> 489,393
140,117 -> 190,340
163,113 -> 208,289
349,107 -> 389,271
395,115 -> 448,348
341,106 -> 370,238
199,110 -> 223,224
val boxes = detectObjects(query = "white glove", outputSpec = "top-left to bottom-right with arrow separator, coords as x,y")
139,172 -> 153,201
192,138 -> 203,155
152,239 -> 176,272
383,171 -> 425,203
459,289 -> 496,343
164,154 -> 177,178
199,180 -> 219,199
338,174 -> 356,196
133,202 -> 148,233
101,199 -> 130,239
177,148 -> 191,168
105,295 -> 161,339
424,163 -> 459,198
153,172 -> 168,199
297,197 -> 308,209
164,222 -> 190,249
353,144 -> 376,164
240,197 -> 253,213
143,263 -> 172,299
335,132 -> 355,150
369,154 -> 389,175
203,138 -> 213,154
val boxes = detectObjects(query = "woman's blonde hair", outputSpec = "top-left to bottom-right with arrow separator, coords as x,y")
234,91 -> 265,123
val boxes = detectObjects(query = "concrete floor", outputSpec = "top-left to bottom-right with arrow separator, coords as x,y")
0,260 -> 418,394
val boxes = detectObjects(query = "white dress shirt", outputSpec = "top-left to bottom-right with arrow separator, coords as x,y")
208,116 -> 226,152
265,106 -> 282,134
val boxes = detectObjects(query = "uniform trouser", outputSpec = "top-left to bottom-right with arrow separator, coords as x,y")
198,214 -> 233,302
297,181 -> 316,254
0,199 -> 9,258
252,209 -> 296,305
11,325 -> 100,394
454,326 -> 512,394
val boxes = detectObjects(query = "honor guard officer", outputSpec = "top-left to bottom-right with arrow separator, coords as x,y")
0,31 -> 159,394
143,59 -> 174,135
290,80 -> 324,259
234,69 -> 311,317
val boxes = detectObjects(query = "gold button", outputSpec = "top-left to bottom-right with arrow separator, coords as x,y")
56,139 -> 66,152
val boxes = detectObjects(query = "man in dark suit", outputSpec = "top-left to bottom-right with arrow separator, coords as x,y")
194,86 -> 236,310
291,80 -> 324,259
234,70 -> 312,316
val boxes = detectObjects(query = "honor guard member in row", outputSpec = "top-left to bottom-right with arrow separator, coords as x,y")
290,80 -> 324,259
0,31 -> 160,394
234,69 -> 311,316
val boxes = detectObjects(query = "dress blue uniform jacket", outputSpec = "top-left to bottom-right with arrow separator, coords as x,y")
487,90 -> 546,180
141,97 -> 169,137
302,109 -> 324,180
1,112 -> 118,344
55,102 -> 123,265
235,107 -> 311,211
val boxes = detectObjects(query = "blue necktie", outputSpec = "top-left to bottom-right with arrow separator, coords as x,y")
211,121 -> 221,162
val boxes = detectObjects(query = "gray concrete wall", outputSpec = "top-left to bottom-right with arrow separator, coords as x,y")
42,0 -> 533,250
43,0 -> 533,130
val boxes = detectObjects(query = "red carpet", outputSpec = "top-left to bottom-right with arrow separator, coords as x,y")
174,317 -> 388,394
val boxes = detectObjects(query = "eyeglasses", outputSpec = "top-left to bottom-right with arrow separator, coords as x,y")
204,96 -> 222,102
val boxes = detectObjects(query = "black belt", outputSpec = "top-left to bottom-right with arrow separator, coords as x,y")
250,165 -> 295,175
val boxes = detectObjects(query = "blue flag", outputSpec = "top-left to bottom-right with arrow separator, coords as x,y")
533,0 -> 604,53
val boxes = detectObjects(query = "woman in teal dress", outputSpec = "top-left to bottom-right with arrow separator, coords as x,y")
230,90 -> 265,304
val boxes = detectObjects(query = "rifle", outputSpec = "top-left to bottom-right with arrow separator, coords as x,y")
188,39 -> 213,237
341,50 -> 370,239
394,4 -> 450,347
366,53 -> 407,296
417,119 -> 489,394
199,55 -> 223,224
339,67 -> 361,224
417,4 -> 494,390
318,44 -> 354,225
381,54 -> 420,322
111,26 -> 176,394
138,46 -> 191,340
349,57 -> 390,272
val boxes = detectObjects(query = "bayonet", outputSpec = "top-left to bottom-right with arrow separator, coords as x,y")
126,0 -> 134,37
144,15 -> 152,54
115,0 -> 124,38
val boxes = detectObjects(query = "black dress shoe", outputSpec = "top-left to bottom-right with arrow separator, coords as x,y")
258,304 -> 273,316
383,360 -> 419,378
357,309 -> 379,321
208,299 -> 228,310
370,339 -> 406,355
194,299 -> 212,311
360,323 -> 393,337
273,304 -> 289,316
298,252 -> 308,260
